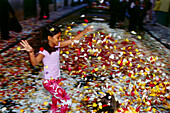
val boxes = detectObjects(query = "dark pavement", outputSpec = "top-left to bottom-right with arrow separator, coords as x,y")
144,23 -> 170,50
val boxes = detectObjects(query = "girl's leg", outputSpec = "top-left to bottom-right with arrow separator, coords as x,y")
43,79 -> 71,113
50,97 -> 58,113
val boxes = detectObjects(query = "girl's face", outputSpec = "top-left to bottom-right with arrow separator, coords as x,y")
48,32 -> 61,46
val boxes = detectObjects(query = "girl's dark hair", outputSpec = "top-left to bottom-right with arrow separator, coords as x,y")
29,24 -> 62,54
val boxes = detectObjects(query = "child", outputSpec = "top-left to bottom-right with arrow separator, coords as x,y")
20,24 -> 93,113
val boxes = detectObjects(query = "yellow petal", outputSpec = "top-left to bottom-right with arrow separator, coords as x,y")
137,36 -> 142,39
93,33 -> 95,37
17,47 -> 20,51
83,86 -> 89,89
102,65 -> 106,69
66,51 -> 69,54
87,105 -> 92,107
94,68 -> 98,71
79,93 -> 83,97
82,23 -> 87,26
114,45 -> 116,50
93,103 -> 97,107
99,105 -> 102,109
137,64 -> 141,68
60,50 -> 63,54
137,52 -> 140,55
129,63 -> 132,66
97,56 -> 102,60
20,109 -> 24,113
146,106 -> 152,111
44,101 -> 48,106
135,49 -> 139,52
118,60 -> 121,64
123,76 -> 126,79
128,46 -> 131,49
126,38 -> 129,42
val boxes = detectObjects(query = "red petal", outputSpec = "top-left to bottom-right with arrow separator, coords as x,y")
88,41 -> 92,46
84,19 -> 88,23
131,92 -> 135,96
102,104 -> 108,107
126,80 -> 130,83
136,106 -> 141,112
128,73 -> 132,77
77,31 -> 81,34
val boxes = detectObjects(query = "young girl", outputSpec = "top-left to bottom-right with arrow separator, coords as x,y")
20,24 -> 93,113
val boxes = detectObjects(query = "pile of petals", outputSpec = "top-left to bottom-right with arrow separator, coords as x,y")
58,22 -> 170,113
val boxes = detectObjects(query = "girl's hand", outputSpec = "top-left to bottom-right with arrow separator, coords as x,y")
84,25 -> 94,34
20,40 -> 34,53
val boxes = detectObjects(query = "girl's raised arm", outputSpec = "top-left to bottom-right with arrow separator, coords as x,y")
60,25 -> 93,47
20,40 -> 44,66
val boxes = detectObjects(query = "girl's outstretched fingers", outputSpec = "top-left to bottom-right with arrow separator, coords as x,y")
88,25 -> 93,31
84,25 -> 94,34
89,25 -> 94,32
19,40 -> 33,53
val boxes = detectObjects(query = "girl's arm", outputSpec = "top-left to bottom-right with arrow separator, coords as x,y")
29,52 -> 44,66
60,25 -> 93,47
20,40 -> 44,66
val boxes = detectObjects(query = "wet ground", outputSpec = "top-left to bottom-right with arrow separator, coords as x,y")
0,4 -> 170,113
